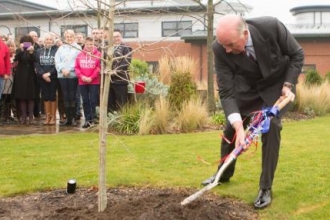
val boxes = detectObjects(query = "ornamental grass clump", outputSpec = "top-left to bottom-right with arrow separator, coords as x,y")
138,108 -> 155,135
296,81 -> 330,116
174,97 -> 209,132
153,97 -> 171,134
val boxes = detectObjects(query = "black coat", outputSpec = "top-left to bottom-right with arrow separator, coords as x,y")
111,43 -> 132,85
213,16 -> 304,116
12,49 -> 38,100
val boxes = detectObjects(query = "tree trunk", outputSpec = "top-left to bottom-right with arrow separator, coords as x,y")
207,0 -> 216,113
98,0 -> 115,212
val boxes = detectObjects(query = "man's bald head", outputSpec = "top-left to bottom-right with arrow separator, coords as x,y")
215,15 -> 248,54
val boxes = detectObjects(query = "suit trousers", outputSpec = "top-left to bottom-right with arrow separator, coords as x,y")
108,83 -> 128,112
219,116 -> 282,190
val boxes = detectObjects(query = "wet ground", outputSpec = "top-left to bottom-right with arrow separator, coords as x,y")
0,115 -> 86,136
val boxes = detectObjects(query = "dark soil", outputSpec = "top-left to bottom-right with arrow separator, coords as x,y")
0,187 -> 258,220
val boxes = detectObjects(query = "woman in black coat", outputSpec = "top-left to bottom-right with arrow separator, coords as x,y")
12,35 -> 37,125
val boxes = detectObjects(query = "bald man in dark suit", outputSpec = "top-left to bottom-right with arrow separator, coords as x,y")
201,15 -> 304,209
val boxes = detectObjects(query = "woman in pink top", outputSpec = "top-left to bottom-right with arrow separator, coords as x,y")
75,37 -> 101,128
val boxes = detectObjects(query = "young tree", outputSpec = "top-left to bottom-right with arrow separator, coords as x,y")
192,0 -> 246,113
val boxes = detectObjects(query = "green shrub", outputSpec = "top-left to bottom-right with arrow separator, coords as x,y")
304,70 -> 323,86
129,59 -> 149,80
168,72 -> 197,110
136,76 -> 169,104
107,104 -> 141,134
211,112 -> 226,126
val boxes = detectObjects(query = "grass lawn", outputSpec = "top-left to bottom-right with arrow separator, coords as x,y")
1,115 -> 330,219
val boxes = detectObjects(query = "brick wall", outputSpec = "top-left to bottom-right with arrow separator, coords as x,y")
297,38 -> 330,76
126,37 -> 330,85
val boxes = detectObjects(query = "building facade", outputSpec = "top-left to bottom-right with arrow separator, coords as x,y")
1,1 -> 329,82
289,5 -> 330,76
0,0 -> 251,83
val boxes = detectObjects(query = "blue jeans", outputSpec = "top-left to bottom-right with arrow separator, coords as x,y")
76,86 -> 82,116
79,84 -> 99,122
0,77 -> 4,101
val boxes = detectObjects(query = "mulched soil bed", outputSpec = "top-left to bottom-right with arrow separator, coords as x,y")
0,187 -> 259,220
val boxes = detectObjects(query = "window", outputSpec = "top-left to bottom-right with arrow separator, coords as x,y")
15,27 -> 40,41
162,21 -> 192,37
302,64 -> 316,74
114,23 -> 138,38
147,61 -> 158,73
60,25 -> 88,37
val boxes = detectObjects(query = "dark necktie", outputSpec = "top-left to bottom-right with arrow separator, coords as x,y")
246,51 -> 256,62
245,46 -> 256,62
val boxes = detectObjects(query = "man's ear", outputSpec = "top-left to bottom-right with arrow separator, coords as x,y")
243,29 -> 249,38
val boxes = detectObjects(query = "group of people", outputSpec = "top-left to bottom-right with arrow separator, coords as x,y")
1,14 -> 304,209
0,28 -> 132,128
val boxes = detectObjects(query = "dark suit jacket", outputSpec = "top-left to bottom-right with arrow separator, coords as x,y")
111,43 -> 132,85
213,16 -> 304,116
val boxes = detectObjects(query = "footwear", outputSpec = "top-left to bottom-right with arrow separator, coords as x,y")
82,122 -> 91,129
48,101 -> 56,125
43,101 -> 50,125
201,175 -> 230,186
254,189 -> 272,209
61,107 -> 72,126
61,119 -> 72,126
75,114 -> 81,121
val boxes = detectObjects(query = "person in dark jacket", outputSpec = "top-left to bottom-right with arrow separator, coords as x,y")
107,29 -> 132,112
201,15 -> 304,209
29,31 -> 42,118
12,35 -> 37,125
34,33 -> 58,125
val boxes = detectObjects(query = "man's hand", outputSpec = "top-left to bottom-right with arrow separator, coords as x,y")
282,86 -> 295,102
4,74 -> 10,80
232,121 -> 246,150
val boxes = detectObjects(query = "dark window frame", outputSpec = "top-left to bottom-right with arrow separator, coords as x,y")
60,25 -> 88,37
114,22 -> 139,38
161,20 -> 192,37
147,61 -> 158,73
15,26 -> 40,42
302,64 -> 316,74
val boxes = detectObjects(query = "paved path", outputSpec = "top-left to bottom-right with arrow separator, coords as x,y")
0,117 -> 86,136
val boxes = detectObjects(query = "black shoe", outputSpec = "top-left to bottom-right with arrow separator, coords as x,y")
75,114 -> 81,121
82,122 -> 91,129
201,175 -> 230,186
254,189 -> 272,209
61,119 -> 72,126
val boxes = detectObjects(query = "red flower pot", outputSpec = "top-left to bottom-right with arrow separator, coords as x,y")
135,81 -> 146,94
